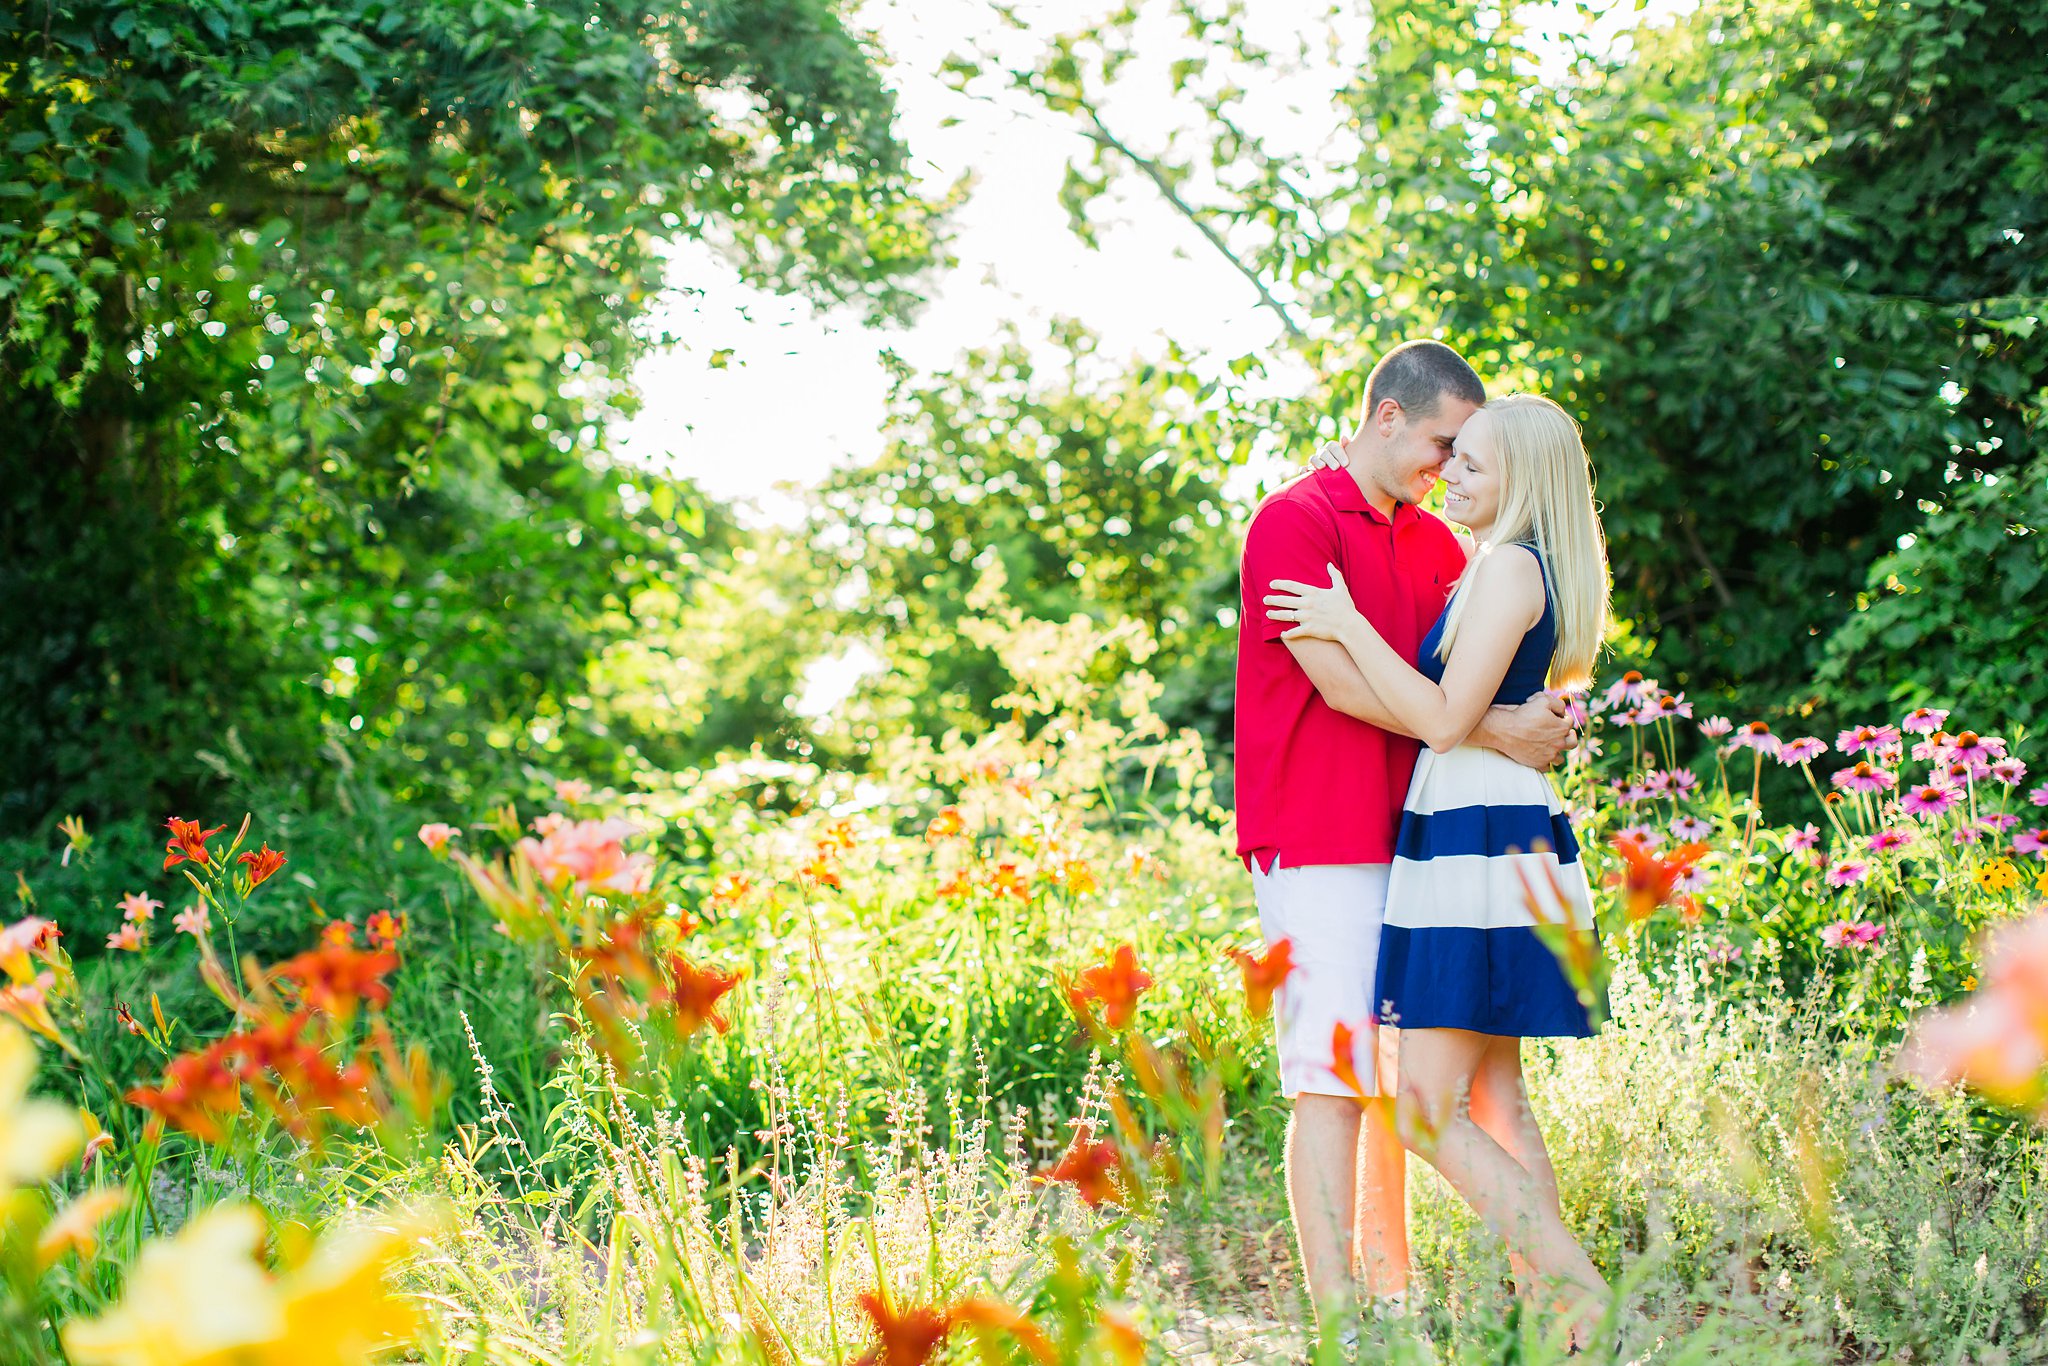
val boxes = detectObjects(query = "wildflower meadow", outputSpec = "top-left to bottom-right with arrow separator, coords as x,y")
4,600 -> 2046,1366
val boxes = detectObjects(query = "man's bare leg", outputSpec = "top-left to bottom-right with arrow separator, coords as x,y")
1354,1024 -> 1409,1301
1286,1093 -> 1361,1322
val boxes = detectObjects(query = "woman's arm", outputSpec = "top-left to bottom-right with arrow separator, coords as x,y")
1266,547 -> 1545,753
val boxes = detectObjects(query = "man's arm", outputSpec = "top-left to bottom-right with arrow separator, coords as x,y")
1293,636 -> 1570,764
1287,638 -> 1410,733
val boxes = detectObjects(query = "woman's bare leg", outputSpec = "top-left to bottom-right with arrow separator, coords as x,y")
1466,1035 -> 1565,1297
1398,1027 -> 1607,1342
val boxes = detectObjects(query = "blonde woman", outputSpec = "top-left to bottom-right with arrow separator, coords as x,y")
1265,393 -> 1612,1346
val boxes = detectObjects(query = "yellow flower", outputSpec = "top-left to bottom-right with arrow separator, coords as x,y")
62,1202 -> 440,1366
1976,859 -> 2021,893
264,1218 -> 432,1366
1,1020 -> 80,1190
2035,868 -> 2048,896
38,1187 -> 128,1267
63,1203 -> 282,1366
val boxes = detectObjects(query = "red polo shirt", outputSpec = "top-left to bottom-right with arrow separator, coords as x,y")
1234,465 -> 1467,869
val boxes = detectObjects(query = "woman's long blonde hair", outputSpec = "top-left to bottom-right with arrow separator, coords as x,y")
1433,393 -> 1610,689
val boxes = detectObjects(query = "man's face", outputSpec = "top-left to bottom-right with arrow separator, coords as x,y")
1371,394 -> 1481,507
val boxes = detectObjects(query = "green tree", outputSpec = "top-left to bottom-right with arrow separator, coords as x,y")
963,0 -> 2045,722
0,0 -> 954,830
811,325 -> 1241,755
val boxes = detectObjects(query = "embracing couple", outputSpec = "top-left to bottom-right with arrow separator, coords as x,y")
1234,340 -> 1612,1348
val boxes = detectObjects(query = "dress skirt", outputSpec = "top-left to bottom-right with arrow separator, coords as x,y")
1376,744 -> 1602,1038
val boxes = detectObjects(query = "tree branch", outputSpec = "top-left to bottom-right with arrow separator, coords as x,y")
1071,102 -> 1306,344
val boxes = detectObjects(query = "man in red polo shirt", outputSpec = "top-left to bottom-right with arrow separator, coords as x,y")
1235,340 -> 1571,1327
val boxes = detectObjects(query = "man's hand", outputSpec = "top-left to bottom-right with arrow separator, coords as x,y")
1477,691 -> 1574,769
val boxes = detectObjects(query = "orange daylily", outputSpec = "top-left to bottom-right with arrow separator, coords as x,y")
237,844 -> 287,889
1331,1019 -> 1374,1100
1069,944 -> 1151,1030
1040,1126 -> 1124,1208
659,955 -> 743,1037
986,863 -> 1031,902
1607,835 -> 1710,922
925,807 -> 965,841
162,817 -> 226,872
271,943 -> 398,1019
1228,938 -> 1296,1019
851,1292 -> 952,1366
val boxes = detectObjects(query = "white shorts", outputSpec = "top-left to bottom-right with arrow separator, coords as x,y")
1250,860 -> 1394,1099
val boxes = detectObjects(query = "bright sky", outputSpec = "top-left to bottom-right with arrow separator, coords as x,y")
612,0 -> 1313,521
612,0 -> 1688,528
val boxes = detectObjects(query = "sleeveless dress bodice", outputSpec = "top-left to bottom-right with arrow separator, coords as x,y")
1415,542 -> 1556,702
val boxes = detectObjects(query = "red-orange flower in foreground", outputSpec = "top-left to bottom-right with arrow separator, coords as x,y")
1229,938 -> 1296,1019
127,1043 -> 243,1143
1330,1019 -> 1375,1099
987,863 -> 1031,902
236,844 -> 286,889
925,807 -> 965,841
162,817 -> 225,871
271,942 -> 398,1018
851,1292 -> 952,1366
708,872 -> 752,907
1069,944 -> 1151,1030
1040,1126 -> 1124,1208
1607,835 -> 1710,922
798,851 -> 842,889
659,955 -> 743,1036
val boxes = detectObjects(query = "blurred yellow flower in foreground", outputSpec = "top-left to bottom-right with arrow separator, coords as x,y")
1,1020 -> 80,1189
62,1201 -> 438,1366
63,1203 -> 281,1366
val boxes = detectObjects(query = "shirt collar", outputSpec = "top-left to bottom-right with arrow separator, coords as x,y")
1315,463 -> 1412,527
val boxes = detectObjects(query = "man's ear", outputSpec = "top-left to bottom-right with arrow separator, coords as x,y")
1372,397 -> 1404,437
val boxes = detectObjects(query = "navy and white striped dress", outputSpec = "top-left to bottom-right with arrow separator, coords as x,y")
1375,545 -> 1601,1038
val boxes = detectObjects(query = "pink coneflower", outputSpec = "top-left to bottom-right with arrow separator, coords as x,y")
1831,761 -> 1898,795
1728,721 -> 1780,757
1649,692 -> 1694,721
1641,770 -> 1672,795
1825,861 -> 1870,888
1563,695 -> 1589,728
1577,734 -> 1605,758
1866,829 -> 1914,855
1949,732 -> 2008,765
1604,671 -> 1658,710
1669,769 -> 1700,797
1836,724 -> 1902,756
1617,823 -> 1665,849
172,903 -> 209,938
1981,812 -> 2019,833
2013,829 -> 2048,857
1942,760 -> 1982,787
1618,782 -> 1650,805
1901,707 -> 1949,735
116,892 -> 161,924
1912,732 -> 1954,763
1901,783 -> 1963,818
1821,919 -> 1885,949
1699,716 -> 1733,739
1673,864 -> 1711,894
1672,815 -> 1713,840
1778,737 -> 1827,766
2030,782 -> 2048,808
1873,742 -> 1905,767
1991,758 -> 2027,786
1786,823 -> 1822,853
1953,824 -> 1988,846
